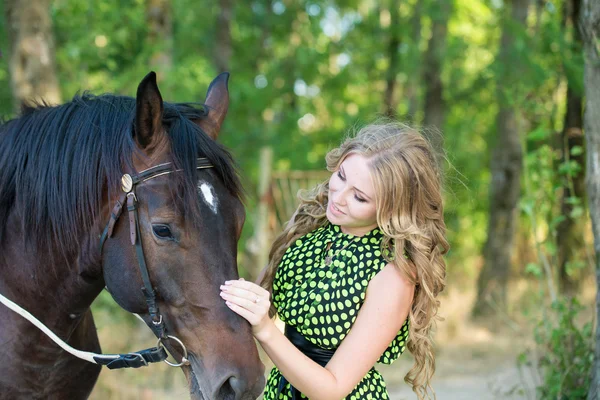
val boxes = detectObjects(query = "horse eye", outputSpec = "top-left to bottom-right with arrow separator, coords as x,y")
152,224 -> 173,239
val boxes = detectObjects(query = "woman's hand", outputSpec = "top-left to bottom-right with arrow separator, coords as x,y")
220,279 -> 273,340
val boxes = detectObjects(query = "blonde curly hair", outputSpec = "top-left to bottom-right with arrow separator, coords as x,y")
260,122 -> 449,399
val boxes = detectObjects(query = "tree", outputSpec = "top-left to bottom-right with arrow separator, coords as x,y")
581,0 -> 600,396
383,0 -> 401,117
146,0 -> 173,73
214,0 -> 233,73
557,0 -> 586,294
473,0 -> 530,318
406,0 -> 423,123
4,0 -> 61,110
422,0 -> 452,153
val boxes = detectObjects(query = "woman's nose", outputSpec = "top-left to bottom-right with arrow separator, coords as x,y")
332,188 -> 349,206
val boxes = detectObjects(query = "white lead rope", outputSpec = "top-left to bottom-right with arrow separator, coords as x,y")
0,291 -> 188,369
0,292 -> 117,364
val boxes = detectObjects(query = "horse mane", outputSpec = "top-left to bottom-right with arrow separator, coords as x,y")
0,93 -> 242,256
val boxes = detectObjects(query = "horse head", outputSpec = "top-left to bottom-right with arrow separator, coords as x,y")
100,72 -> 264,400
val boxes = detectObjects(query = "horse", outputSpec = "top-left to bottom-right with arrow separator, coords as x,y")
0,72 -> 265,400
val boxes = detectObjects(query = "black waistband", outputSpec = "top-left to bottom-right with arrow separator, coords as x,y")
277,325 -> 335,399
286,325 -> 335,367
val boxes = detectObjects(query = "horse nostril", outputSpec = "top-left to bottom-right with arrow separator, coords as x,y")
221,376 -> 247,400
216,376 -> 239,400
216,372 -> 265,400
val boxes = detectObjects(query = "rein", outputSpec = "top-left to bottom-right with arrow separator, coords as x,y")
0,158 -> 213,370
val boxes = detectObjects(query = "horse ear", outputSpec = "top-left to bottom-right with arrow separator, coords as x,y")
134,71 -> 164,150
194,72 -> 230,140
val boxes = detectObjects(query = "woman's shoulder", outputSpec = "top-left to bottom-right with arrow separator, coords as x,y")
369,262 -> 414,293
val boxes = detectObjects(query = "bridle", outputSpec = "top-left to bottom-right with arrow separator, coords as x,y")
97,157 -> 214,368
0,158 -> 214,370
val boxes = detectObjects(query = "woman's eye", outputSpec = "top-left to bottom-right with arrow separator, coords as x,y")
337,171 -> 346,181
354,195 -> 367,203
152,224 -> 173,239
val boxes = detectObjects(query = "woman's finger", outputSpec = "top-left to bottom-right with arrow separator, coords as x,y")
224,300 -> 257,324
220,284 -> 266,302
220,291 -> 265,312
224,279 -> 270,298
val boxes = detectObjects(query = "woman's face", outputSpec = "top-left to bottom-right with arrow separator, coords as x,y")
326,153 -> 378,236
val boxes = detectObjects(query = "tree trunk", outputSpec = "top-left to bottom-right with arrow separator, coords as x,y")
473,0 -> 529,318
557,0 -> 585,294
406,0 -> 423,123
383,0 -> 401,117
146,0 -> 173,73
422,0 -> 452,156
581,0 -> 600,396
4,0 -> 61,110
214,0 -> 233,73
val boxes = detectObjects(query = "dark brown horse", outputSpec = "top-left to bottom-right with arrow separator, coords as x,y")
0,72 -> 264,399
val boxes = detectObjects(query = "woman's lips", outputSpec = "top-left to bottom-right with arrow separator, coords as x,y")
329,201 -> 345,216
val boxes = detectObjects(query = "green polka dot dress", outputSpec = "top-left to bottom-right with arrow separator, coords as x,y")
263,223 -> 410,400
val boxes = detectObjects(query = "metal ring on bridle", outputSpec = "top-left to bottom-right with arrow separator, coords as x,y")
157,335 -> 190,367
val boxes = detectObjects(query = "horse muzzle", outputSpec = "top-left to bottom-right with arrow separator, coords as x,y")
185,353 -> 265,400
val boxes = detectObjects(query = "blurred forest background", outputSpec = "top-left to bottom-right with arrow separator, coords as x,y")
1,0 -> 599,398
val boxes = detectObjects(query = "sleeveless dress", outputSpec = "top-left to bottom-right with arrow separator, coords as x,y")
263,222 -> 410,400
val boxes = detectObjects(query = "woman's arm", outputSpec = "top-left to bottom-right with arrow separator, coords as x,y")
220,263 -> 414,400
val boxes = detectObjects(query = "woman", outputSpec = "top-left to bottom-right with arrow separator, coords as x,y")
220,122 -> 448,399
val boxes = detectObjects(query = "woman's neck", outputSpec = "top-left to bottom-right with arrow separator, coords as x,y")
339,223 -> 378,237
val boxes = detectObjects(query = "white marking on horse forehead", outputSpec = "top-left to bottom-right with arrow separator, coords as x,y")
198,181 -> 218,214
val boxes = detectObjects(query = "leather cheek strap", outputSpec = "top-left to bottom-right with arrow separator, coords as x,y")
127,193 -> 137,245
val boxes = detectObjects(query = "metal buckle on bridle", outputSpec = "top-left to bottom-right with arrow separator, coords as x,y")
127,352 -> 149,367
126,191 -> 137,201
157,335 -> 190,367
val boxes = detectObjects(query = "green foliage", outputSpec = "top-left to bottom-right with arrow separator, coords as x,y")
519,110 -> 591,397
515,2 -> 592,391
0,1 -> 503,278
519,298 -> 593,399
519,146 -> 593,397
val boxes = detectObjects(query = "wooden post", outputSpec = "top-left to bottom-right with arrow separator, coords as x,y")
246,147 -> 273,279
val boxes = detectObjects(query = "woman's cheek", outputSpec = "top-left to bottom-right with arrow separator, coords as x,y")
329,175 -> 341,191
355,203 -> 375,221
